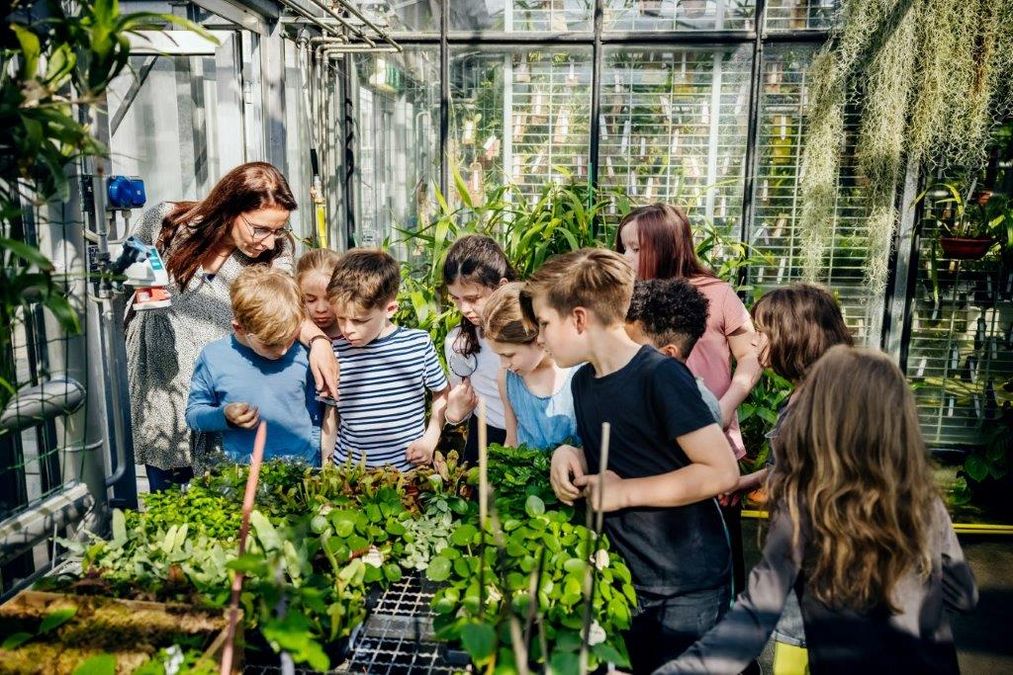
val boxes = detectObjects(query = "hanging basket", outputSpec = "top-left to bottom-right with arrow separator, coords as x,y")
939,236 -> 994,260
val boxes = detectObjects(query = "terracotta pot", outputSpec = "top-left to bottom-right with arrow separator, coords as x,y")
940,236 -> 994,260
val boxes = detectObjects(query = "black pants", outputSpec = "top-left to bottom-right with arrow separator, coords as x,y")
462,418 -> 507,467
625,585 -> 730,674
721,500 -> 746,596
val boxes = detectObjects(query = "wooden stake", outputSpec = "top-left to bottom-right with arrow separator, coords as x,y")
478,398 -> 488,528
221,421 -> 267,675
579,422 -> 612,675
477,398 -> 488,620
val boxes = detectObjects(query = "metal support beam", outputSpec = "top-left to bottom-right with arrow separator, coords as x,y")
261,18 -> 288,173
884,158 -> 923,364
588,0 -> 604,209
439,0 -> 449,199
191,0 -> 268,34
737,0 -> 766,286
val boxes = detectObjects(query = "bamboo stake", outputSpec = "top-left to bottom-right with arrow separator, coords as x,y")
579,422 -> 611,675
477,398 -> 488,620
220,421 -> 267,675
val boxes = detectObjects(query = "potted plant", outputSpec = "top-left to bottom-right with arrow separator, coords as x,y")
916,182 -> 1004,260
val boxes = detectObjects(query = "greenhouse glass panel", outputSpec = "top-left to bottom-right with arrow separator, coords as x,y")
348,0 -> 440,32
764,0 -> 838,31
449,48 -> 592,202
904,213 -> 1013,447
603,0 -> 755,32
746,43 -> 875,344
449,0 -> 593,33
598,46 -> 752,237
351,49 -> 440,254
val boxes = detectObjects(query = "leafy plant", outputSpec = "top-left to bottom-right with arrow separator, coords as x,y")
0,0 -> 210,405
915,182 -> 1011,241
737,371 -> 793,473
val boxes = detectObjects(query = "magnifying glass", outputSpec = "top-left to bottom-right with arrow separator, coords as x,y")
448,351 -> 478,379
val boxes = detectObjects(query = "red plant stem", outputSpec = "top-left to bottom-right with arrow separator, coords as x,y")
220,421 -> 267,675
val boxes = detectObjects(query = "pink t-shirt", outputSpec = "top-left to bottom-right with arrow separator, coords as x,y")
686,276 -> 752,459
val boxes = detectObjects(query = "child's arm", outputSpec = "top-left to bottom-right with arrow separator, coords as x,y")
576,424 -> 739,512
736,466 -> 769,495
320,406 -> 338,465
407,385 -> 448,466
720,327 -> 763,429
497,369 -> 518,447
936,499 -> 978,613
185,355 -> 259,431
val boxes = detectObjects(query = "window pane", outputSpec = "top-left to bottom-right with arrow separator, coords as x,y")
449,48 -> 592,201
349,0 -> 440,32
904,211 -> 1013,447
603,0 -> 755,32
599,46 -> 752,235
764,0 -> 838,31
351,49 -> 440,253
450,0 -> 593,32
747,43 -> 873,343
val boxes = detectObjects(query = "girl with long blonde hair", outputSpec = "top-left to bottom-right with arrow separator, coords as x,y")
658,346 -> 977,674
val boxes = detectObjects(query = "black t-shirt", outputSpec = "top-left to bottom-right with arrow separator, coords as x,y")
571,345 -> 731,595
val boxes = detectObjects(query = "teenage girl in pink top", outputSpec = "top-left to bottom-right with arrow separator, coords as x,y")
616,203 -> 763,605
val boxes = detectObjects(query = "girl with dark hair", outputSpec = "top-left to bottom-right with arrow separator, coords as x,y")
657,347 -> 977,674
126,162 -> 340,491
442,234 -> 516,465
617,203 -> 763,599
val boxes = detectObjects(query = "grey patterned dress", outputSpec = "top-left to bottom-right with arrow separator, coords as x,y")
125,202 -> 293,471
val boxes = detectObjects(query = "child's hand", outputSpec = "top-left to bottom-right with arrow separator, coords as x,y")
224,402 -> 260,429
550,444 -> 586,505
573,470 -> 627,513
446,378 -> 478,424
406,432 -> 438,466
717,491 -> 742,507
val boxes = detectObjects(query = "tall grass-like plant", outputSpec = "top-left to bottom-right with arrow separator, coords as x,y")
798,0 -> 1013,298
394,170 -> 769,355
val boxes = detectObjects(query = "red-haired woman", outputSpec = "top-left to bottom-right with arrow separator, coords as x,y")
617,203 -> 762,597
125,162 -> 339,491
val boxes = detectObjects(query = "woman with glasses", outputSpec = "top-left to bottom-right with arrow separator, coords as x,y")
125,162 -> 340,491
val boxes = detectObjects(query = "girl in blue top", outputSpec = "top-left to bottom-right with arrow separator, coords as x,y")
482,282 -> 579,450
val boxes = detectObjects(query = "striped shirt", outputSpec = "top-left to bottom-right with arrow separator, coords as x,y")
332,326 -> 448,471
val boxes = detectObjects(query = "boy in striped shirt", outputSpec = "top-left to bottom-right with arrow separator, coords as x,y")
326,249 -> 449,470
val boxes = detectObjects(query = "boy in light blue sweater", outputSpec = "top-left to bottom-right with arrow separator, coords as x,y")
186,266 -> 336,464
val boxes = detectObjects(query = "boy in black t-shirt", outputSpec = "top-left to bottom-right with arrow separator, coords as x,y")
520,249 -> 740,675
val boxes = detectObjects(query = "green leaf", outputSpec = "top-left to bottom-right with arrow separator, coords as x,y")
450,523 -> 478,547
72,654 -> 116,675
0,238 -> 54,270
250,510 -> 281,550
383,563 -> 402,583
12,25 -> 41,77
2,631 -> 33,650
965,454 -> 989,482
426,555 -> 452,582
40,605 -> 78,634
550,651 -> 579,674
461,622 -> 496,662
524,495 -> 545,517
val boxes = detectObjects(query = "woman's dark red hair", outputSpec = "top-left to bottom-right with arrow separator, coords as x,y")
158,162 -> 297,290
615,203 -> 715,281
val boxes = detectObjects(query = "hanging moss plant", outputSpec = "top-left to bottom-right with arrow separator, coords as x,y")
798,0 -> 1013,297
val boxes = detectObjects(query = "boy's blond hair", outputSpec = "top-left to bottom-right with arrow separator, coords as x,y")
230,265 -> 305,346
521,248 -> 634,326
326,249 -> 400,310
483,282 -> 538,344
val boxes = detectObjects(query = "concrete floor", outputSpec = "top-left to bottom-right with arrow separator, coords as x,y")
740,521 -> 1013,674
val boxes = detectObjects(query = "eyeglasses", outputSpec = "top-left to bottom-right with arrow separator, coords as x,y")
240,214 -> 292,242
